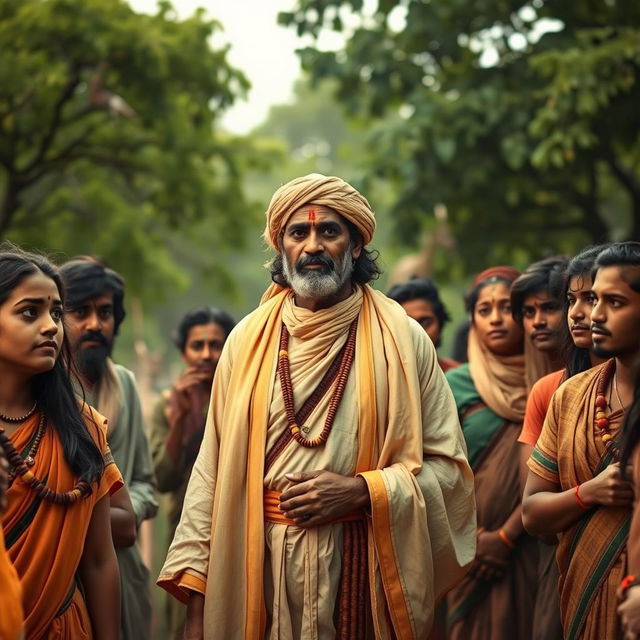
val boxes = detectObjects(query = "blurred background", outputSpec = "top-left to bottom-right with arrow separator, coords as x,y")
1,1 -> 638,634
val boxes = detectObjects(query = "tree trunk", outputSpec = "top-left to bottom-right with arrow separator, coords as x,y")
579,161 -> 609,243
630,194 -> 640,240
0,175 -> 21,237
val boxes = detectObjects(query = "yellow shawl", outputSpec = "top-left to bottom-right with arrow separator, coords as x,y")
159,285 -> 475,639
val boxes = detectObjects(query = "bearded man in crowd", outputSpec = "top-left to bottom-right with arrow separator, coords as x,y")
158,174 -> 476,640
60,257 -> 157,640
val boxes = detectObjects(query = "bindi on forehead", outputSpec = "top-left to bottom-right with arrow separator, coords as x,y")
483,286 -> 500,302
307,208 -> 316,224
478,282 -> 510,303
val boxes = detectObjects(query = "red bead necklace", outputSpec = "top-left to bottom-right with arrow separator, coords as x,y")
594,358 -> 620,459
278,319 -> 358,448
0,413 -> 92,505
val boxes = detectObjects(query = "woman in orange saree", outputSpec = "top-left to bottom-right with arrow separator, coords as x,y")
0,246 -> 122,640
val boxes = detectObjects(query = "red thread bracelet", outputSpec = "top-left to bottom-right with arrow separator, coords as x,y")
620,575 -> 640,597
575,484 -> 590,510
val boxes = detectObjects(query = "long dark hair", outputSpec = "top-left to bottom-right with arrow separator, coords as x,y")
0,244 -> 104,483
557,245 -> 609,378
620,360 -> 640,478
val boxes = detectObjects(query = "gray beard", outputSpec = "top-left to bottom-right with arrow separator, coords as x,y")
283,249 -> 354,299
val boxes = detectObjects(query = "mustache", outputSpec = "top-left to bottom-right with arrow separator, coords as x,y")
591,322 -> 612,336
530,330 -> 551,339
296,254 -> 335,271
80,330 -> 110,347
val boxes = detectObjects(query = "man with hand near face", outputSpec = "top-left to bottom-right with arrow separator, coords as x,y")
150,306 -> 235,640
158,174 -> 475,640
60,257 -> 157,640
523,242 -> 640,640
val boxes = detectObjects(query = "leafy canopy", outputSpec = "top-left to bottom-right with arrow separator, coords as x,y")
0,0 -> 255,297
280,1 -> 640,273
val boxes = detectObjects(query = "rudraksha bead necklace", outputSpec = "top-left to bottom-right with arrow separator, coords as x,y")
595,358 -> 622,459
0,400 -> 37,423
278,318 -> 358,448
5,411 -> 46,482
0,414 -> 92,505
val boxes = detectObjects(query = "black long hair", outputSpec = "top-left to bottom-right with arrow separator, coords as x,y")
557,245 -> 610,378
0,244 -> 104,483
620,360 -> 640,478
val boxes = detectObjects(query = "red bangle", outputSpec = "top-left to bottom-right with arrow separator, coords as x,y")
498,528 -> 516,549
575,484 -> 590,510
620,575 -> 640,597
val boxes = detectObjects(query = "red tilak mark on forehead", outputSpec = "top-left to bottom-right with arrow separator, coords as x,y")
307,209 -> 316,223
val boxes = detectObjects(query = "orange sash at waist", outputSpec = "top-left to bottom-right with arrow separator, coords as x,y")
264,489 -> 365,526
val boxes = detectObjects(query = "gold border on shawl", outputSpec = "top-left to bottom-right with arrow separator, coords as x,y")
244,294 -> 285,640
355,295 -> 376,473
361,470 -> 415,640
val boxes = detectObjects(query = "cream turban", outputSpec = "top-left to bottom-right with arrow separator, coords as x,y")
264,173 -> 376,251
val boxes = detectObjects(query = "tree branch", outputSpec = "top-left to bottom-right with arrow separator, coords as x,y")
21,70 -> 81,174
602,148 -> 640,200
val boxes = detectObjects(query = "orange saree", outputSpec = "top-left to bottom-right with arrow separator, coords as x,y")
0,527 -> 23,640
2,407 -> 122,640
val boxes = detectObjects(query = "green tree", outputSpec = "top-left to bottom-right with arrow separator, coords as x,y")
0,0 -> 254,295
280,1 -> 640,272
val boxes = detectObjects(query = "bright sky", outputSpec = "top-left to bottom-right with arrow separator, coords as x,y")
129,0 -> 304,134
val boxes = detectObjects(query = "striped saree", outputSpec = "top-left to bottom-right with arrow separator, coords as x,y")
529,361 -> 629,640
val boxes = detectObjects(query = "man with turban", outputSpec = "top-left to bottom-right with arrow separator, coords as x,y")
158,174 -> 476,639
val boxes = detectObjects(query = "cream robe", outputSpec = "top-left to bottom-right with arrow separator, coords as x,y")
158,285 -> 476,639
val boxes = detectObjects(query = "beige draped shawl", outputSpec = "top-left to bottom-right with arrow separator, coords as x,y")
467,327 -> 526,423
158,285 -> 475,639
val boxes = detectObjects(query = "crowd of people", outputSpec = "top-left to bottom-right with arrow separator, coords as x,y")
0,173 -> 639,640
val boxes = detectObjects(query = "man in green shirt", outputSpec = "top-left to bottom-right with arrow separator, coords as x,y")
60,257 -> 158,640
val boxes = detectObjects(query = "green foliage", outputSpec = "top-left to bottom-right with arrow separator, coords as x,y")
280,1 -> 640,273
0,0 -> 257,297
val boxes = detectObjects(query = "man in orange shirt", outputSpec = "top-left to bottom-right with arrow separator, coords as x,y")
511,256 -> 568,387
